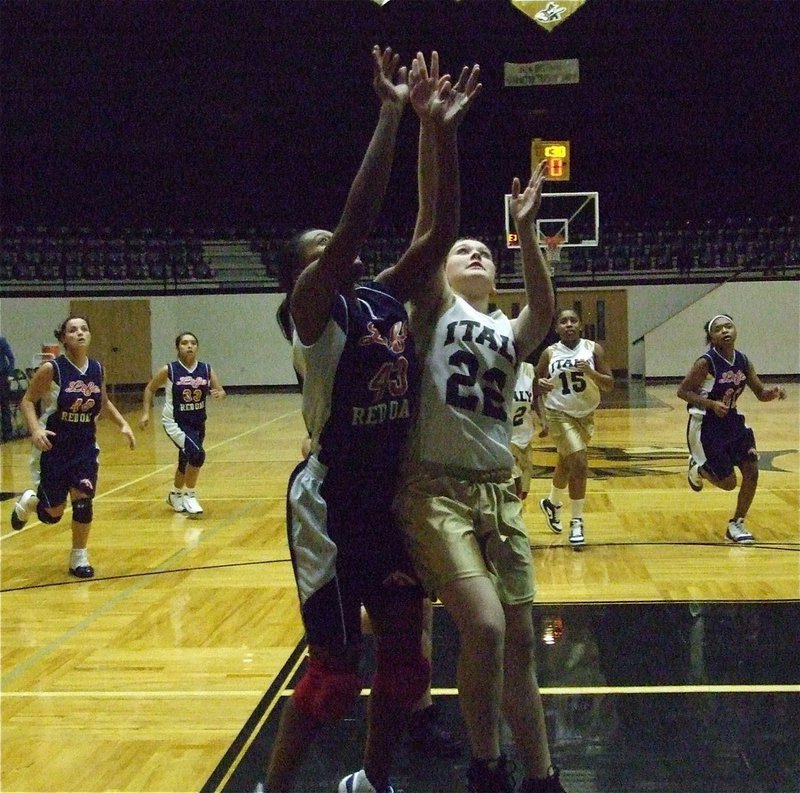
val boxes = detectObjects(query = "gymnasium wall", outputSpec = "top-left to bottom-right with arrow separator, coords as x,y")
0,293 -> 296,387
642,280 -> 800,378
1,280 -> 798,385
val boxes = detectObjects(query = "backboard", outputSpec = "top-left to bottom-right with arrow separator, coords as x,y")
504,190 -> 599,249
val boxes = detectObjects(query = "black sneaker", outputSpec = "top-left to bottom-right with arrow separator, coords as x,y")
519,765 -> 567,793
539,498 -> 563,534
466,754 -> 514,793
69,564 -> 95,579
408,704 -> 462,757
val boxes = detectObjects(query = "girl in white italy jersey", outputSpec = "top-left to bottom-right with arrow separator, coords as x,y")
535,308 -> 614,547
510,361 -> 537,501
396,155 -> 568,793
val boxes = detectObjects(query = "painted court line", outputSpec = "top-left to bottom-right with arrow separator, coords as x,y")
0,407 -> 300,541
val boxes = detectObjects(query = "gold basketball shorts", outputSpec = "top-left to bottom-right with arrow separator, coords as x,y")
510,441 -> 534,493
544,407 -> 595,457
395,468 -> 535,605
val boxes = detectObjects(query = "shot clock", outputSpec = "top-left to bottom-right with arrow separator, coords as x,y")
532,138 -> 570,181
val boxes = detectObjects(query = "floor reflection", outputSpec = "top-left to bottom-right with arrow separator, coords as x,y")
534,602 -> 800,792
217,602 -> 800,793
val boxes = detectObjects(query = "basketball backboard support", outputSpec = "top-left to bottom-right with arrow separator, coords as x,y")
504,190 -> 599,249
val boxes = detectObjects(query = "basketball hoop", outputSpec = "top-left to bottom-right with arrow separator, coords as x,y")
544,235 -> 564,267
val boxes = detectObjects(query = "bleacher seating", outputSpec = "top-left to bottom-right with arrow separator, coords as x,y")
1,216 -> 797,295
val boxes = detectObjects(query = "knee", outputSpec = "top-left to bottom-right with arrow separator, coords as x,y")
463,614 -> 505,657
293,656 -> 361,723
570,450 -> 588,475
741,460 -> 759,485
372,648 -> 430,709
185,447 -> 206,469
719,475 -> 737,491
506,620 -> 536,662
72,497 -> 93,525
37,502 -> 63,524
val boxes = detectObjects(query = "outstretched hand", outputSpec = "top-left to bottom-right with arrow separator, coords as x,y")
372,45 -> 409,109
410,51 -> 481,131
509,159 -> 548,229
409,50 -> 441,120
438,62 -> 481,129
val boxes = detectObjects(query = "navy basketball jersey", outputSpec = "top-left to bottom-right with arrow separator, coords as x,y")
164,360 -> 211,429
298,281 -> 419,508
687,348 -> 749,419
41,355 -> 103,447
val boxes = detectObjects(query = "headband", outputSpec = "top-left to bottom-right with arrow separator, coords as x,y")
707,314 -> 732,330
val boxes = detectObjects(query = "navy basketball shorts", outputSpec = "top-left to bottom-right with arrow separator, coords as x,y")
286,455 -> 422,649
37,442 -> 100,507
691,411 -> 756,480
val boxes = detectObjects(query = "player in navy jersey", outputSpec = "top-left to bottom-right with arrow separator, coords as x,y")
263,48 -> 479,793
278,242 -> 461,760
139,332 -> 225,517
10,316 -> 136,578
677,314 -> 786,544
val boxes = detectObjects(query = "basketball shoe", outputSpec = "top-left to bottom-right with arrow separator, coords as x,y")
569,518 -> 585,546
69,548 -> 95,579
338,769 -> 394,793
726,517 -> 754,545
11,489 -> 37,531
466,754 -> 515,793
518,765 -> 568,792
182,492 -> 203,517
167,490 -> 185,512
539,498 -> 563,534
408,703 -> 462,757
687,457 -> 703,491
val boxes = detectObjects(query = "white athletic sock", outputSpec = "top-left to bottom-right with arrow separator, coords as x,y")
70,548 -> 89,568
549,485 -> 567,506
571,499 -> 585,520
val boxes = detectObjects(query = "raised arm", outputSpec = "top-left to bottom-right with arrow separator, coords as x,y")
409,52 -> 441,244
291,45 -> 409,345
509,159 -> 556,361
379,53 -> 481,304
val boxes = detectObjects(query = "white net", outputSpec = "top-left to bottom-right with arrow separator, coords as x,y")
544,236 -> 563,265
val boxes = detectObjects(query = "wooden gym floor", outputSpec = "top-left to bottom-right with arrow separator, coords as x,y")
1,383 -> 798,793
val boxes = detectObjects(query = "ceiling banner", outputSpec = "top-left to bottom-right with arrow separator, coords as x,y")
510,0 -> 588,32
504,58 -> 580,86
